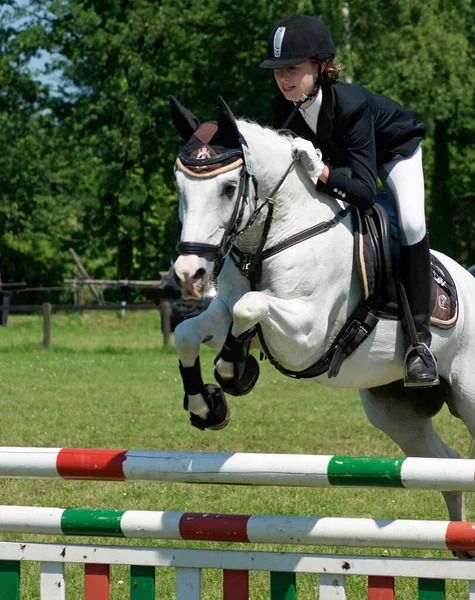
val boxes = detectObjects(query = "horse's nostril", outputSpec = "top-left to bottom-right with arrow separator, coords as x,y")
193,268 -> 206,282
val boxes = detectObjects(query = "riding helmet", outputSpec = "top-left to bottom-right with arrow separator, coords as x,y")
260,14 -> 335,69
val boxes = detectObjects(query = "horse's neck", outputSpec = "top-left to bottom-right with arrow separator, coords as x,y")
270,171 -> 337,244
239,159 -> 360,332
235,123 -> 361,340
238,165 -> 340,252
238,122 -> 338,243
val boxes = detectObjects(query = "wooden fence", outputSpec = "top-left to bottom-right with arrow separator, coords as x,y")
0,302 -> 172,348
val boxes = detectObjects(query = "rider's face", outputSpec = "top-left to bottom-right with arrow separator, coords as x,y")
274,60 -> 319,106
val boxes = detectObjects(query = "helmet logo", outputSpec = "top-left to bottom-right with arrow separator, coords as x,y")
196,146 -> 212,160
273,27 -> 286,58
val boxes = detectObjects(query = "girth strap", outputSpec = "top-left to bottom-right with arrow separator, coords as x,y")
327,308 -> 379,378
256,304 -> 379,380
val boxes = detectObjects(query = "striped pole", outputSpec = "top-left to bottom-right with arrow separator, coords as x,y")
1,447 -> 475,491
1,506 -> 475,552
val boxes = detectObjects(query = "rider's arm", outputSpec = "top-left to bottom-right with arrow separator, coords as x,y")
317,99 -> 377,210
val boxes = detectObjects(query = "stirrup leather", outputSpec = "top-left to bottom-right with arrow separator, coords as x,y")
403,343 -> 440,388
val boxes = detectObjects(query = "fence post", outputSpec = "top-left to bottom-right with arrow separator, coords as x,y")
0,292 -> 11,326
160,300 -> 172,347
43,303 -> 52,349
78,283 -> 85,315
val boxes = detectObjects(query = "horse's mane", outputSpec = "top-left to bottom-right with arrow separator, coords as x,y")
236,119 -> 292,158
235,119 -> 341,226
236,118 -> 326,206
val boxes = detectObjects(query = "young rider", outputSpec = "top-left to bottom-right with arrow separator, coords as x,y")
260,14 -> 438,388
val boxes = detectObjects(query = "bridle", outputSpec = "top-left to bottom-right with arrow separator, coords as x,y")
176,142 -> 352,285
176,145 -> 259,277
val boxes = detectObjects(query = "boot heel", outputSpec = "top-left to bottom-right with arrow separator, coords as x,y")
403,343 -> 440,388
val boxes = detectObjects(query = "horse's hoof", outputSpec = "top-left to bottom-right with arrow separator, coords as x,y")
214,354 -> 260,397
189,384 -> 230,431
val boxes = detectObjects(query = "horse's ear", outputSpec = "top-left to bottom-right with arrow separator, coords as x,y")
170,96 -> 200,141
217,96 -> 242,147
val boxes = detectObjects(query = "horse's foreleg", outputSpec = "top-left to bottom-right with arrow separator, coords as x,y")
174,298 -> 232,428
215,291 -> 319,383
214,292 -> 272,393
213,326 -> 260,396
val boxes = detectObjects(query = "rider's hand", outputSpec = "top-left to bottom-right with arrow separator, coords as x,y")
291,138 -> 324,181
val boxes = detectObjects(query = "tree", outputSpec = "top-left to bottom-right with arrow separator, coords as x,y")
4,0 -> 299,283
341,0 -> 475,261
1,0 -> 473,293
0,5 -> 76,285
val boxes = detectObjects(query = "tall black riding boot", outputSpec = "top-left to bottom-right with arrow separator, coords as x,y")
400,235 -> 439,388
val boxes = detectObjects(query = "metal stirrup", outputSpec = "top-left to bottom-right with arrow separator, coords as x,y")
403,343 -> 440,387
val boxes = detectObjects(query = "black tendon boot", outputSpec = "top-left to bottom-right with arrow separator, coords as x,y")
400,235 -> 439,388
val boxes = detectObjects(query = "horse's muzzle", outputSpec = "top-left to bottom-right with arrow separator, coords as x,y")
174,254 -> 214,300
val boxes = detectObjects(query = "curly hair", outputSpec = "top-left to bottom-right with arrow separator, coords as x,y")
313,57 -> 344,84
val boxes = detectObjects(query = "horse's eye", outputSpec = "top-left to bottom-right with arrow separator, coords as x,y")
223,184 -> 236,198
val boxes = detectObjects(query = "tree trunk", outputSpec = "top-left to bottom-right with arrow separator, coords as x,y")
428,120 -> 452,256
342,2 -> 352,83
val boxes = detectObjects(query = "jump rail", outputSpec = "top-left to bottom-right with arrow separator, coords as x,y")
2,447 -> 475,490
1,505 -> 475,552
3,447 -> 475,598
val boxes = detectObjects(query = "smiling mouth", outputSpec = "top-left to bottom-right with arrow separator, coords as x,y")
282,86 -> 295,93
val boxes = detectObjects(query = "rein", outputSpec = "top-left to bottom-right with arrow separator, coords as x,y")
228,158 -> 297,280
233,157 -> 297,241
230,158 -> 353,288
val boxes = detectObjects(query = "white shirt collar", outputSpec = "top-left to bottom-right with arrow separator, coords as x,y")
297,89 -> 323,134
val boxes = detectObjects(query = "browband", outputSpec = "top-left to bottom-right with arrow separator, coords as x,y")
176,157 -> 244,179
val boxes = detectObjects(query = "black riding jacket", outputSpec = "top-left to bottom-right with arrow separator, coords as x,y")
272,82 -> 427,210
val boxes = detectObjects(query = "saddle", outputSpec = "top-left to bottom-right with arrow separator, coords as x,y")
353,193 -> 458,329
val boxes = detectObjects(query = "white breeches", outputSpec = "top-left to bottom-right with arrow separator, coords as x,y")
378,145 -> 426,247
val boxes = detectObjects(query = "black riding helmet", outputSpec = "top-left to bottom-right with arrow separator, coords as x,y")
260,14 -> 335,69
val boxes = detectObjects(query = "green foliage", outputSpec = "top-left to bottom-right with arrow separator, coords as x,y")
346,0 -> 474,260
0,0 -> 473,289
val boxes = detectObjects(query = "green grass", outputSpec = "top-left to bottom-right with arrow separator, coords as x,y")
0,311 -> 470,598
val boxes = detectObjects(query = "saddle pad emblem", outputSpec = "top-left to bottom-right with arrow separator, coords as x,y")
438,294 -> 448,311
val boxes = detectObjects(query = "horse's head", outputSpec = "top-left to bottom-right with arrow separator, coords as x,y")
170,96 -> 256,299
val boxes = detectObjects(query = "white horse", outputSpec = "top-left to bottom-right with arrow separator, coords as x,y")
170,97 -> 475,527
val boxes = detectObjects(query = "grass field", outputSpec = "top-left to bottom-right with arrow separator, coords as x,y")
0,310 -> 471,598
